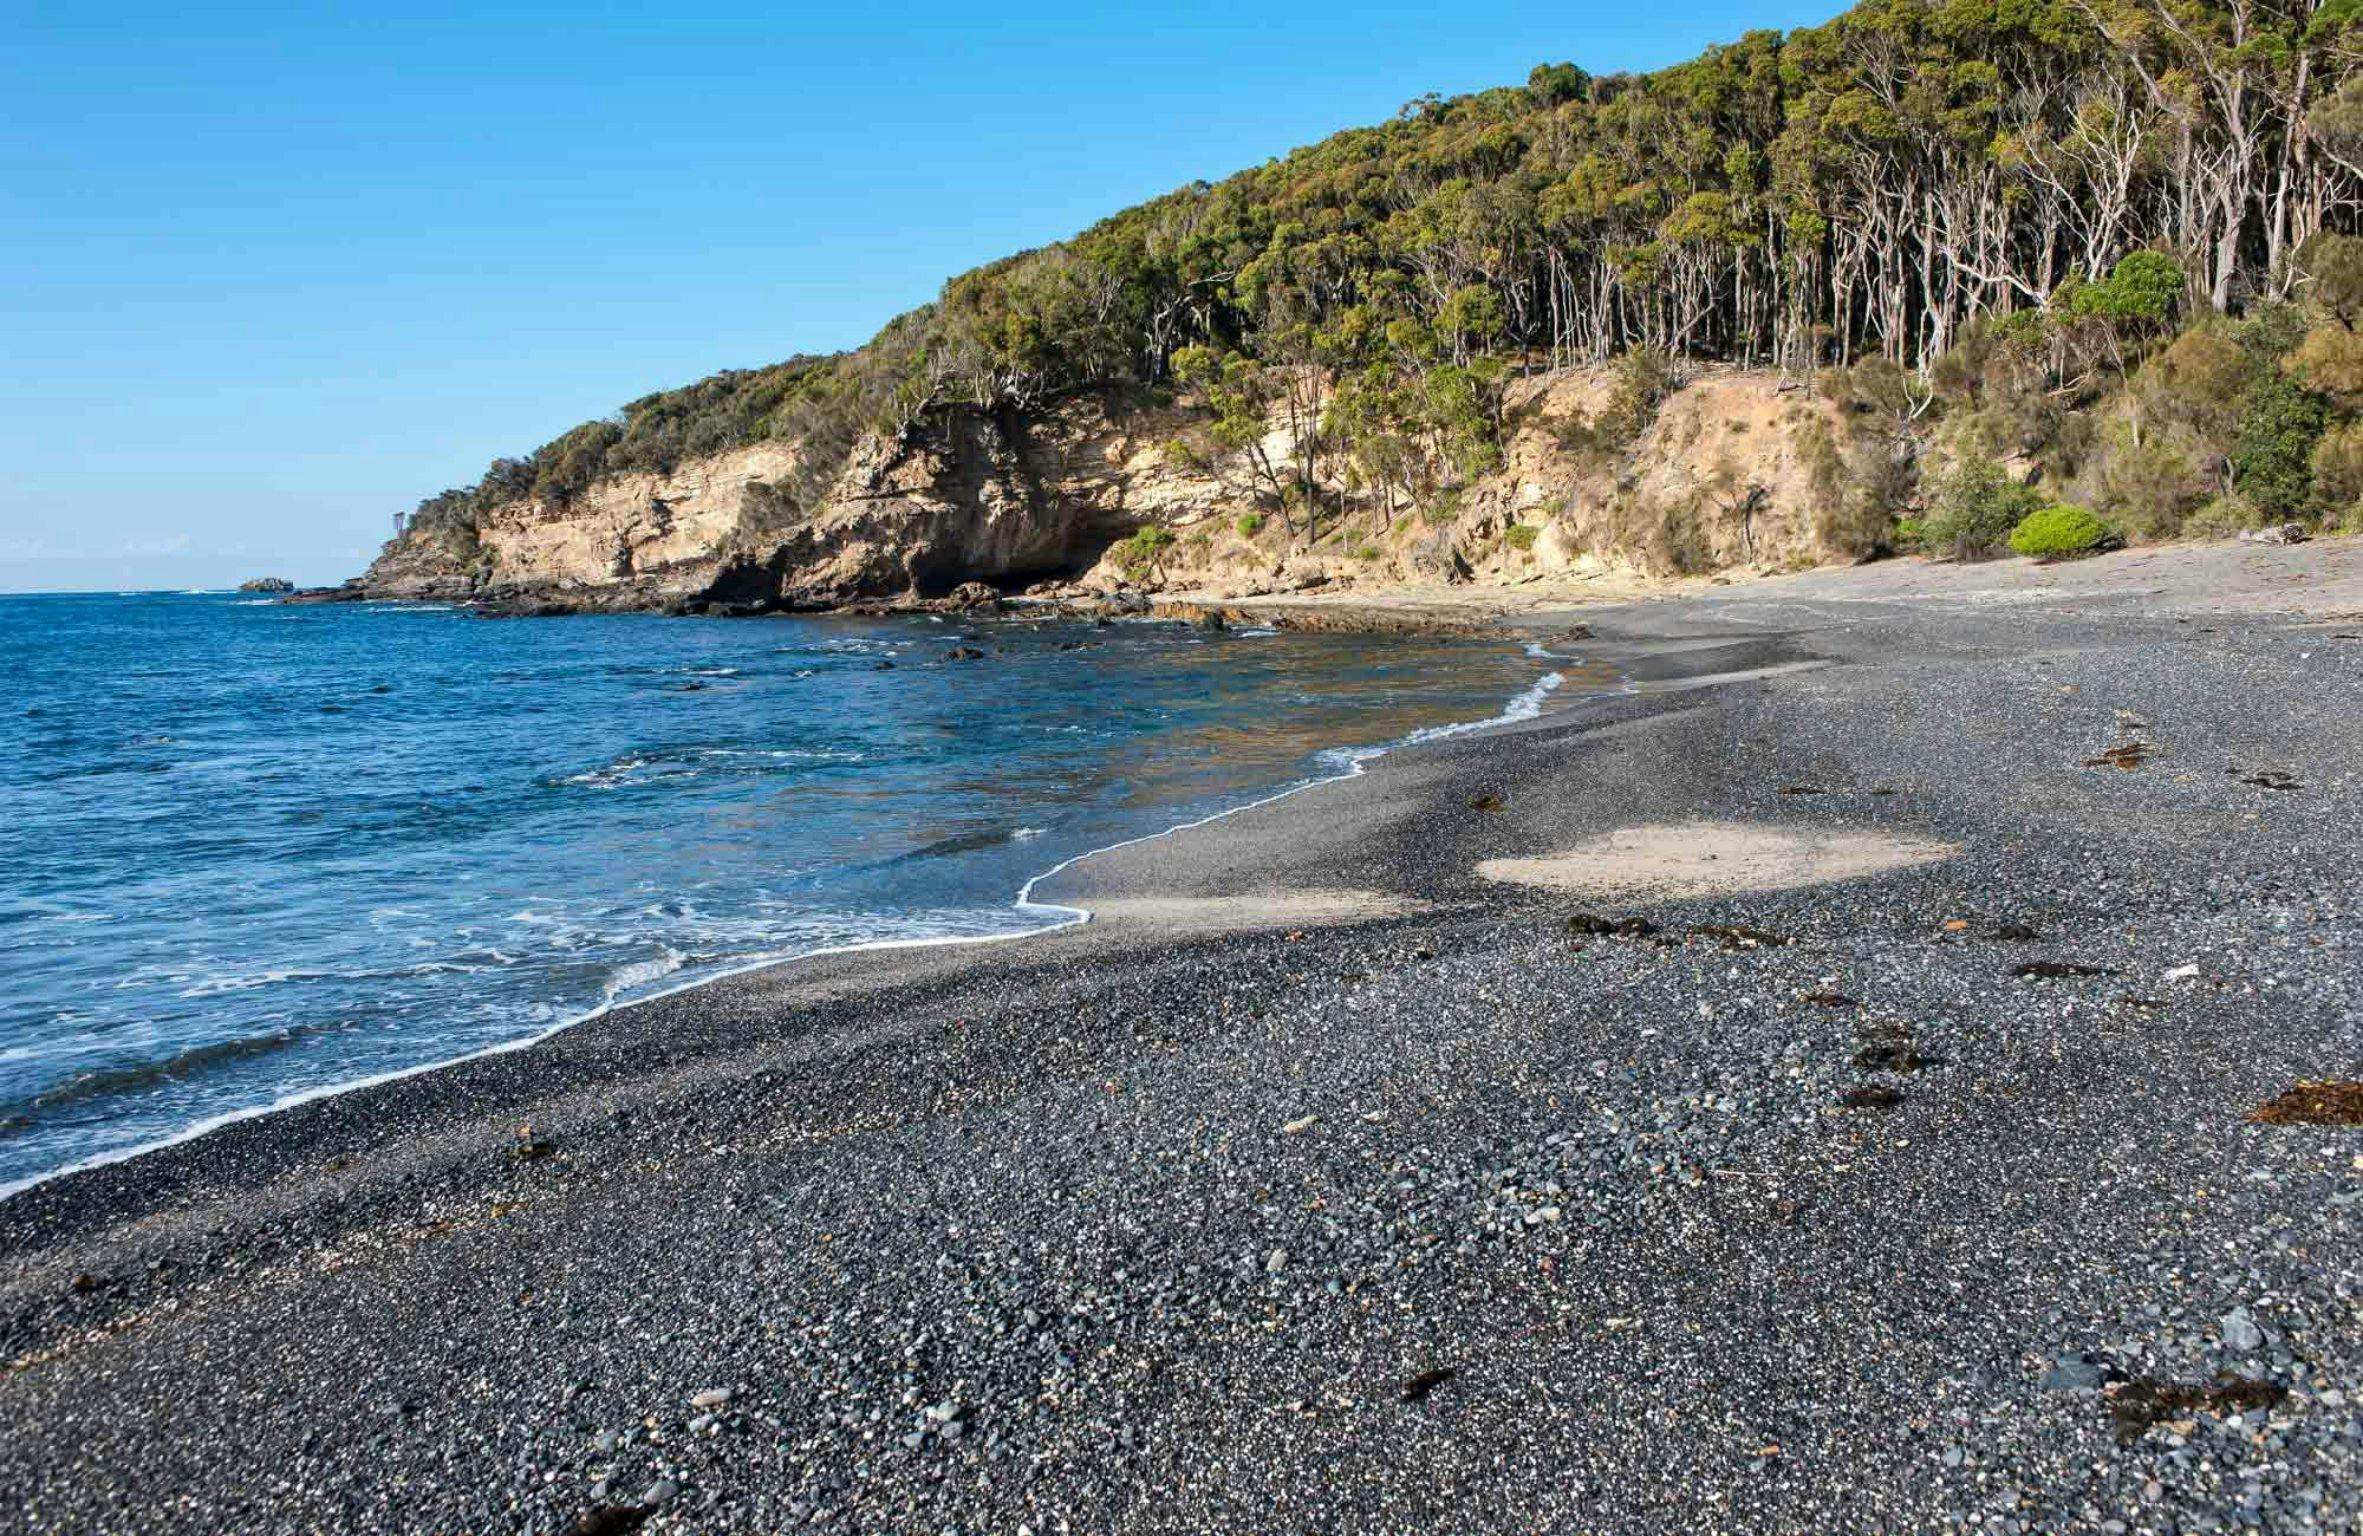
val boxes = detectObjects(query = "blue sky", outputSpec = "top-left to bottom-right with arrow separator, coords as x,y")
1,0 -> 1838,592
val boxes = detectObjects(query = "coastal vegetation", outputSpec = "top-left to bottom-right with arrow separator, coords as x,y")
2006,502 -> 2118,557
399,0 -> 2363,579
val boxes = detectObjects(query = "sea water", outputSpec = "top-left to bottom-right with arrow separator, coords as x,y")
0,591 -> 1567,1193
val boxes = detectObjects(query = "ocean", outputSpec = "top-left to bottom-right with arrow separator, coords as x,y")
0,591 -> 1570,1195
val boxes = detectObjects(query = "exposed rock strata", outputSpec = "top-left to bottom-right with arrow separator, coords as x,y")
351,366 -> 1871,613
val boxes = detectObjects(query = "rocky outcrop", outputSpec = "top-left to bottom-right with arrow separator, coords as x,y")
236,576 -> 294,593
354,366 -> 1886,612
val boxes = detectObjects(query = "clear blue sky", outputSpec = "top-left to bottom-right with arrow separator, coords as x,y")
1,0 -> 1839,592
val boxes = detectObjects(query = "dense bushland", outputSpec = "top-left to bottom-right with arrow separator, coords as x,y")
405,0 -> 2363,558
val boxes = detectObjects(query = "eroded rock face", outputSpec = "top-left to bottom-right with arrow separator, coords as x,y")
354,367 -> 1881,611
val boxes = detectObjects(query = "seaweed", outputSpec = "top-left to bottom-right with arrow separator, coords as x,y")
1852,1042 -> 1926,1073
2107,1376 -> 2286,1443
1799,989 -> 1858,1007
2083,742 -> 2153,770
1468,793 -> 1505,812
1990,922 -> 2040,942
2013,961 -> 2118,979
2232,769 -> 2302,791
562,1508 -> 654,1536
2248,1080 -> 2363,1126
1402,1367 -> 1457,1403
1568,914 -> 1656,938
1837,1084 -> 1902,1109
1777,785 -> 1826,795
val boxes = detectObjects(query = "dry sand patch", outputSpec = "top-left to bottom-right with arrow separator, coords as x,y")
1082,889 -> 1426,932
1476,820 -> 1957,899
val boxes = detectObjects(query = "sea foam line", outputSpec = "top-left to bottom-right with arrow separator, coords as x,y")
0,662 -> 1569,1203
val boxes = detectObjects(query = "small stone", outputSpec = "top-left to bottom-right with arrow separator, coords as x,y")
690,1387 -> 732,1409
639,1478 -> 678,1507
1281,1114 -> 1319,1135
2042,1356 -> 2106,1392
1266,1248 -> 1287,1274
2221,1308 -> 2264,1352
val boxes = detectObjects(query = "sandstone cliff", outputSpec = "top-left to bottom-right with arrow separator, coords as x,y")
354,365 -> 1889,611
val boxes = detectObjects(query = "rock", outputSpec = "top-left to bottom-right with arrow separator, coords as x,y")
2238,522 -> 2310,545
944,646 -> 985,661
1281,1115 -> 1319,1135
2221,1307 -> 2264,1352
1265,1248 -> 1288,1274
689,1387 -> 732,1409
2041,1355 -> 2108,1391
236,576 -> 294,593
638,1478 -> 678,1508
946,581 -> 1003,612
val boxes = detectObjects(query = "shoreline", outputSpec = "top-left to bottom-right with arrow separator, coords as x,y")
7,540 -> 2360,1533
0,646 -> 1574,1208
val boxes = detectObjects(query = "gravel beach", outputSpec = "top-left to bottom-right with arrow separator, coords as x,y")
5,539 -> 2362,1535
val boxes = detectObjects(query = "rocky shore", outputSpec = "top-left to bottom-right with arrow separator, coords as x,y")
5,540 -> 2361,1534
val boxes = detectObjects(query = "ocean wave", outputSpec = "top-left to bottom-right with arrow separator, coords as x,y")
177,967 -> 331,999
551,744 -> 866,790
602,947 -> 687,1001
27,1024 -> 328,1111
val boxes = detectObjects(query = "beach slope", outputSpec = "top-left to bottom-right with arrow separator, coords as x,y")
5,540 -> 2362,1534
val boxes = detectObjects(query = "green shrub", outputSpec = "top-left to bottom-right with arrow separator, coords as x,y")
2185,494 -> 2264,537
1110,525 -> 1176,580
2007,503 -> 2117,559
1503,523 -> 1540,551
1923,455 -> 2046,559
2230,371 -> 2329,517
1235,512 -> 1265,538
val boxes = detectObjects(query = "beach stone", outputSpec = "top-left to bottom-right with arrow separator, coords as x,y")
2221,1308 -> 2264,1352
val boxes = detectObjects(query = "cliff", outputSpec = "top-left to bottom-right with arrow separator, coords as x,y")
353,364 -> 1873,611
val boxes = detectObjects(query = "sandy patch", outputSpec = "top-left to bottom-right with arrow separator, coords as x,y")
1475,821 -> 1957,900
1080,889 -> 1425,932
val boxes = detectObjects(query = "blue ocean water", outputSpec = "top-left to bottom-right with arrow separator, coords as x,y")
0,592 -> 1566,1193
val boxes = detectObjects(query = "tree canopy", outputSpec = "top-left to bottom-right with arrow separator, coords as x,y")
408,0 -> 2363,535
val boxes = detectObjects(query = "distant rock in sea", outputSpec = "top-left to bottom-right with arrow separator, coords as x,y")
237,576 -> 295,593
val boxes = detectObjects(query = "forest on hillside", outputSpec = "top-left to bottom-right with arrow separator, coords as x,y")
406,0 -> 2363,561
